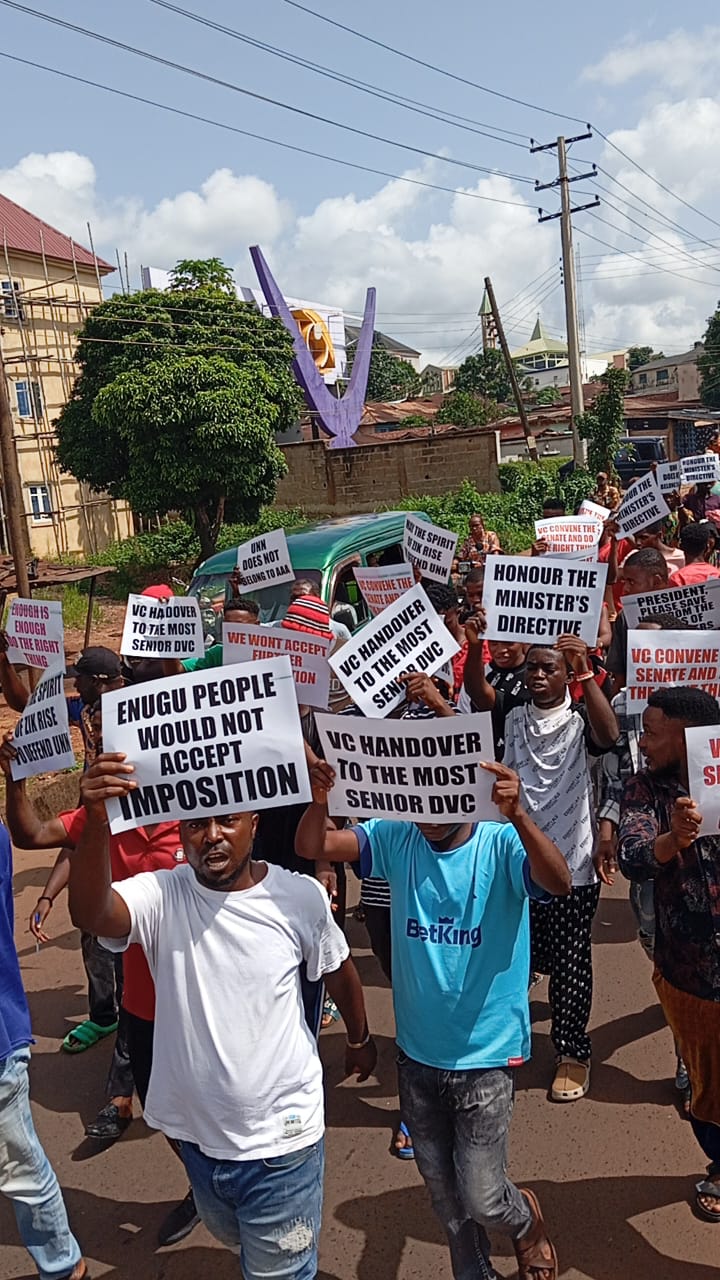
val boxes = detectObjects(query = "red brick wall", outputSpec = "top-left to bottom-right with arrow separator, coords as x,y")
275,429 -> 500,515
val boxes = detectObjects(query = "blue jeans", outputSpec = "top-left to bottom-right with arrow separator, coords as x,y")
178,1137 -> 324,1278
398,1053 -> 531,1280
0,1047 -> 82,1279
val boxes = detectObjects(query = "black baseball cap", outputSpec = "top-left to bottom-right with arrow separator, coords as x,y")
66,646 -> 122,681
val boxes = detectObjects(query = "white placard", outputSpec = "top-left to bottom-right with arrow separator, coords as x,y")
328,583 -> 460,718
626,629 -> 720,709
534,516 -> 602,552
6,598 -> 64,671
101,657 -> 311,833
655,460 -> 684,494
120,594 -> 204,659
10,669 -> 75,780
236,528 -> 294,588
681,453 -> 720,486
403,514 -> 457,583
315,711 -> 499,823
686,724 -> 720,835
353,564 -> 415,616
222,622 -> 331,709
482,555 -> 608,645
621,581 -> 720,631
578,498 -> 611,521
615,472 -> 668,536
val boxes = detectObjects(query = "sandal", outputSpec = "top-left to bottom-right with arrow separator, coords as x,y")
62,1020 -> 118,1054
515,1189 -> 558,1279
321,997 -> 340,1030
695,1164 -> 720,1222
393,1120 -> 415,1161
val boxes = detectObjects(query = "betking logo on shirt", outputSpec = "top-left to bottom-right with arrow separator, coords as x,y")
406,916 -> 482,948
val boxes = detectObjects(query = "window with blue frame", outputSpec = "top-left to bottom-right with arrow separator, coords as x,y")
1,280 -> 23,320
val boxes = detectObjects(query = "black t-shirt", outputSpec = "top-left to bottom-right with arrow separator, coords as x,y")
478,663 -> 529,760
606,611 -> 627,678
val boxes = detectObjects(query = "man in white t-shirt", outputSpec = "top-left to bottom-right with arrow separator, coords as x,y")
67,754 -> 376,1280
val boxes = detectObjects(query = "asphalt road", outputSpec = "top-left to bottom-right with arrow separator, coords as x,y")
4,846 -> 719,1279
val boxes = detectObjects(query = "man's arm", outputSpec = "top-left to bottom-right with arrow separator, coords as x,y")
463,615 -> 496,710
483,762 -> 571,896
324,956 -> 377,1081
617,773 -> 677,881
68,755 -> 136,937
295,762 -> 362,863
0,640 -> 30,712
555,635 -> 618,749
0,736 -> 71,848
398,670 -> 456,717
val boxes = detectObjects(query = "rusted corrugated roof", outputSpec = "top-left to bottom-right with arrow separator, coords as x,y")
0,193 -> 114,273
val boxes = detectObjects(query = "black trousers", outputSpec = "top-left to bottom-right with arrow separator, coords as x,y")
530,882 -> 601,1063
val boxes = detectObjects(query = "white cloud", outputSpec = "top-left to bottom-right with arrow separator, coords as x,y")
583,26 -> 720,93
1,136 -> 719,365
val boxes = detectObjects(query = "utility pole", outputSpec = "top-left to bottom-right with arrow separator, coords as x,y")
483,276 -> 538,463
530,129 -> 599,466
0,343 -> 31,596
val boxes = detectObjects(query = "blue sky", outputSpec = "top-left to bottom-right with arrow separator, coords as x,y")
2,0 -> 719,360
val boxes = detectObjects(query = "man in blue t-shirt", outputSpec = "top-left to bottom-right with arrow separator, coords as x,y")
296,758 -> 570,1280
0,823 -> 85,1278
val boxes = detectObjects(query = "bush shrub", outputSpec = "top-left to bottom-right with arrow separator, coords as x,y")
392,462 -> 594,553
82,508 -> 308,596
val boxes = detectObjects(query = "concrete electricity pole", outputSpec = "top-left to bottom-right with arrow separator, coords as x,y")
530,129 -> 599,467
0,343 -> 32,596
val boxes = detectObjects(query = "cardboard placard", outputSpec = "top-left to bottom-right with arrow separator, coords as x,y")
686,724 -> 720,835
621,581 -> 720,631
222,622 -> 331,709
482,555 -> 608,645
681,453 -> 720,486
615,472 -> 668,536
6,598 -> 63,671
403,514 -> 457,583
626,629 -> 720,709
101,657 -> 311,833
120,594 -> 204,659
315,711 -> 499,823
236,528 -> 294,588
353,564 -> 415,616
534,516 -> 603,552
655,460 -> 684,495
578,498 -> 611,521
328,583 -> 459,718
10,669 -> 75,780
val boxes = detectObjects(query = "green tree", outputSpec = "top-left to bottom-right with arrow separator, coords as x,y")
435,391 -> 501,428
534,386 -> 563,406
627,344 -> 664,371
56,259 -> 301,562
699,308 -> 720,407
169,257 -> 236,294
356,339 -> 422,400
576,365 -> 629,476
454,349 -> 511,402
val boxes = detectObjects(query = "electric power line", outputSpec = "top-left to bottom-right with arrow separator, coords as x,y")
0,3 -> 536,186
147,0 -> 533,152
277,0 -> 589,127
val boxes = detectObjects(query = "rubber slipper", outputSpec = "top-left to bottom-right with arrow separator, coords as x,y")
394,1121 -> 415,1160
695,1173 -> 720,1222
61,1020 -> 118,1054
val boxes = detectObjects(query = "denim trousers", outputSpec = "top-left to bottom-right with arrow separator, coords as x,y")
398,1053 -> 531,1280
0,1047 -> 82,1279
178,1136 -> 324,1279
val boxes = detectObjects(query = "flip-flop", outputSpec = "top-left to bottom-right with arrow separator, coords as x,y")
61,1019 -> 118,1054
695,1165 -> 720,1223
394,1121 -> 415,1160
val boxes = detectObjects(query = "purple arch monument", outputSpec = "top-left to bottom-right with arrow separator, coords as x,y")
250,245 -> 375,449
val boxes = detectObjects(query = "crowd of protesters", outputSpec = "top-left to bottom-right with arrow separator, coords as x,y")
2,459 -> 720,1280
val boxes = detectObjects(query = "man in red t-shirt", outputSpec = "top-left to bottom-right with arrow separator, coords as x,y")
669,522 -> 720,587
0,758 -> 200,1248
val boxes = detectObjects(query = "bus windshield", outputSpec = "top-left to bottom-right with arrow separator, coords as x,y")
188,569 -> 322,626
